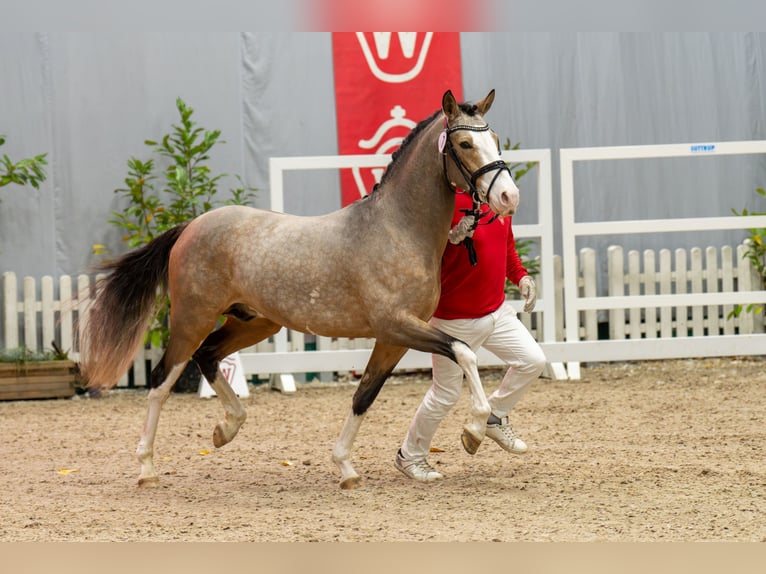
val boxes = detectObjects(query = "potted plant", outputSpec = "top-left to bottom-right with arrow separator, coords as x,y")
0,342 -> 78,400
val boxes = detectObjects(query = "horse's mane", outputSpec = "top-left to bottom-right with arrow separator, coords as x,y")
375,101 -> 480,190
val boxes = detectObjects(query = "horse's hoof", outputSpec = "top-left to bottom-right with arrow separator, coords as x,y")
138,476 -> 160,488
339,475 -> 363,490
461,427 -> 482,455
213,424 -> 230,448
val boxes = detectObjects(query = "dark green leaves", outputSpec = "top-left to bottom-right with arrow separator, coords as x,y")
0,135 -> 48,193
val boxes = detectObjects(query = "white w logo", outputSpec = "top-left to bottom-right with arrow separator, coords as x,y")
371,32 -> 418,59
356,32 -> 433,84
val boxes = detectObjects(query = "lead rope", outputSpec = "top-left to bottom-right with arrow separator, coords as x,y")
460,207 -> 501,266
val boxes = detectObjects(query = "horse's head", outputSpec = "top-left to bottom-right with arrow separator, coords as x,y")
441,89 -> 519,216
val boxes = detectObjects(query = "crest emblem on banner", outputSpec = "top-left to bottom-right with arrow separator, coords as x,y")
355,32 -> 434,83
352,105 -> 417,198
333,32 -> 463,206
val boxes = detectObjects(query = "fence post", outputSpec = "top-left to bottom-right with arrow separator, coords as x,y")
41,276 -> 55,352
705,246 -> 720,336
23,276 -> 36,350
659,249 -> 673,337
60,276 -> 74,355
554,255 -> 565,343
608,246 -> 625,339
580,248 -> 597,340
3,272 -> 18,350
690,248 -> 705,336
720,246 -> 735,335
628,250 -> 641,339
675,248 -> 688,337
643,249 -> 657,338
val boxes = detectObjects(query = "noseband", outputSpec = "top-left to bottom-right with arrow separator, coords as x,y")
440,118 -> 512,266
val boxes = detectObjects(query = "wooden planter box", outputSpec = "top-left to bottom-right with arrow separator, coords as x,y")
0,360 -> 77,400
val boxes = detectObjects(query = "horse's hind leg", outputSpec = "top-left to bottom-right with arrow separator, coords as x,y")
332,342 -> 407,489
193,315 -> 281,448
136,314 -> 220,487
137,357 -> 192,487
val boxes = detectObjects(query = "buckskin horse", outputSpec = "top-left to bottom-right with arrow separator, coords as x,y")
81,89 -> 520,489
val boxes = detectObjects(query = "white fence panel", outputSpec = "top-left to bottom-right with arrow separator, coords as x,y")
2,240 -> 762,388
603,244 -> 763,341
560,140 -> 766,378
0,271 -> 164,388
4,143 -> 766,389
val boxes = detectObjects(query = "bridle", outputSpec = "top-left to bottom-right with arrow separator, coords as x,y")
440,116 -> 512,265
440,117 -> 510,206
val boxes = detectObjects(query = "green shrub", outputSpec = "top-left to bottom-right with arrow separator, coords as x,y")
729,187 -> 766,317
101,98 -> 256,347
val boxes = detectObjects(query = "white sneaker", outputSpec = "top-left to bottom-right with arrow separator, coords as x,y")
394,450 -> 444,482
485,416 -> 528,454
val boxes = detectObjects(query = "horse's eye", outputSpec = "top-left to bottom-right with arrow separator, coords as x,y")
459,141 -> 472,150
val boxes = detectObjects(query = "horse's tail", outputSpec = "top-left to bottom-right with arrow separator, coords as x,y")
80,223 -> 189,389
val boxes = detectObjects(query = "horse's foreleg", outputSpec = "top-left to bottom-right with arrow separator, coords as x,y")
332,342 -> 407,490
136,362 -> 187,487
333,411 -> 366,490
381,317 -> 492,455
451,341 -> 491,455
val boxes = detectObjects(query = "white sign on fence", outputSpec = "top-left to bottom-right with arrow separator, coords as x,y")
197,352 -> 249,399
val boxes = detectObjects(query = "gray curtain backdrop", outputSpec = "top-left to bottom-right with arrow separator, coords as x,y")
2,32 -> 766,342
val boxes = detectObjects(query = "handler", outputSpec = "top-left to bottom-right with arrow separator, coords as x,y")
395,190 -> 546,482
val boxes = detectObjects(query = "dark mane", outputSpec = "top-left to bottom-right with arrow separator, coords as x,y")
376,109 -> 440,189
375,101 -> 479,190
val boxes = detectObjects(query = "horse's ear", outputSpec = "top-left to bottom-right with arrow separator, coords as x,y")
476,89 -> 495,115
442,89 -> 459,120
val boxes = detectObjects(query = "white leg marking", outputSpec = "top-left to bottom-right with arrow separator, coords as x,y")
136,363 -> 186,486
452,341 -> 491,453
332,410 -> 365,489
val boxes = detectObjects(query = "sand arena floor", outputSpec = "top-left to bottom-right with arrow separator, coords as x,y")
1,357 -> 764,542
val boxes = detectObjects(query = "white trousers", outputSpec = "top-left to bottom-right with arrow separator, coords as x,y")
401,301 -> 546,460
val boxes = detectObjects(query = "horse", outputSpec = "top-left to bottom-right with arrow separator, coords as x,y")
80,89 -> 520,489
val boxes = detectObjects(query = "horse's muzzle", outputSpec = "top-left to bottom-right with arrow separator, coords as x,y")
490,186 -> 519,217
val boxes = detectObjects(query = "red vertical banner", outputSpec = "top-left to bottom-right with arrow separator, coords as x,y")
332,32 -> 463,206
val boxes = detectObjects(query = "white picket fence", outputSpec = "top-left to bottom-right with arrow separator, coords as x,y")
604,244 -> 764,339
2,241 -> 763,387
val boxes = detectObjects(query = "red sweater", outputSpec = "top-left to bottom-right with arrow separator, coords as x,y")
434,192 -> 528,320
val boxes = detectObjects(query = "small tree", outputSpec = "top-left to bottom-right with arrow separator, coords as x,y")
106,98 -> 255,249
101,97 -> 256,347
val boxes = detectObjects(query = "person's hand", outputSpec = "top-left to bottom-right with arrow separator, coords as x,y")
447,215 -> 475,244
519,275 -> 537,313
